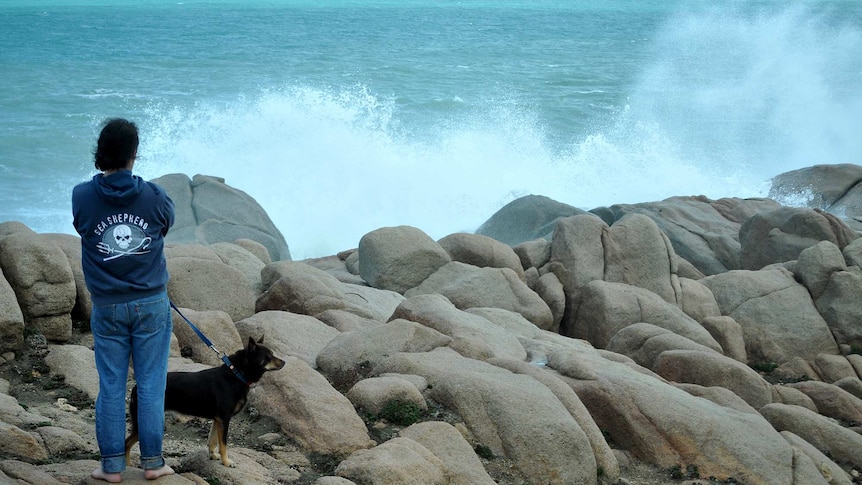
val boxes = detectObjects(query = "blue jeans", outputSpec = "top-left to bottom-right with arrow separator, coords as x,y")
91,291 -> 172,473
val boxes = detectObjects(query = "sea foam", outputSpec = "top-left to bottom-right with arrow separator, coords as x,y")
138,4 -> 861,259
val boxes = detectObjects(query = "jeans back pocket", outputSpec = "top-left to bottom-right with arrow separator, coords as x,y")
134,294 -> 169,334
91,304 -> 121,337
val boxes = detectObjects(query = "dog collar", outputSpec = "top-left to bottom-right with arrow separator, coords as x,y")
221,355 -> 251,387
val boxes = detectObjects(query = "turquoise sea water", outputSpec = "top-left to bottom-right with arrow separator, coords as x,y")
1,0 -> 861,258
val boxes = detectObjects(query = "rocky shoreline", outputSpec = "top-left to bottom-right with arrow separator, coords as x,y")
1,163 -> 862,485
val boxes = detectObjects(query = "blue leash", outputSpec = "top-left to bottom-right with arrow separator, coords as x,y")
170,301 -> 249,386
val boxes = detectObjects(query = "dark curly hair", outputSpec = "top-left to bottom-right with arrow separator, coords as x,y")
94,118 -> 139,171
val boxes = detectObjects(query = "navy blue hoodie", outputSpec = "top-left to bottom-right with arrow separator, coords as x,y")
72,170 -> 175,305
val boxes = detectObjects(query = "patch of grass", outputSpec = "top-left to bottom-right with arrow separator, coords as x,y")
378,400 -> 423,427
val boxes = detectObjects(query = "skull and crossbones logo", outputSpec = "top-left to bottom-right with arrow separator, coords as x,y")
113,225 -> 133,249
98,224 -> 151,261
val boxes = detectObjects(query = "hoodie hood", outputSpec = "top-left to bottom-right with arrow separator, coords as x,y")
92,170 -> 144,206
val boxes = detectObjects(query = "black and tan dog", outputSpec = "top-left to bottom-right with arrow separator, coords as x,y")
125,336 -> 285,467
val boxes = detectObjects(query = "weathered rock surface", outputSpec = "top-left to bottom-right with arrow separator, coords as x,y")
572,280 -> 721,351
41,232 -> 92,323
813,264 -> 862,348
607,323 -> 719,370
654,349 -> 773,409
358,225 -> 451,294
376,347 -> 598,485
250,357 -> 376,457
555,345 -> 794,484
257,260 -> 402,321
390,294 -> 527,362
167,255 -> 255,322
404,262 -> 553,330
397,421 -> 496,485
153,173 -> 291,261
701,266 -> 839,364
785,380 -> 862,425
437,232 -> 526,281
739,206 -> 858,270
0,232 -> 75,342
208,241 -> 267,296
769,163 -> 862,228
170,308 -> 242,367
547,214 -> 682,329
3,164 -> 862,485
592,196 -> 782,276
316,319 -> 452,386
44,344 -> 99,400
475,194 -> 586,246
760,403 -> 862,469
178,448 -> 298,485
0,268 -> 24,353
335,437 -> 447,485
235,310 -> 339,368
779,430 -> 853,485
346,376 -> 428,416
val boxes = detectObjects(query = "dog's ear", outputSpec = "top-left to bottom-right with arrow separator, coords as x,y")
257,335 -> 265,344
247,336 -> 257,350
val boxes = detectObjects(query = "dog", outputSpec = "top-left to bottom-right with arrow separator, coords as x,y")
124,336 -> 285,467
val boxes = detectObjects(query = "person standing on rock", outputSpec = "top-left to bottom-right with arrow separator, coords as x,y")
72,118 -> 176,483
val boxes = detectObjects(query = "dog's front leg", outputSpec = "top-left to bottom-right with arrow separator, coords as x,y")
212,417 -> 235,467
207,421 -> 221,462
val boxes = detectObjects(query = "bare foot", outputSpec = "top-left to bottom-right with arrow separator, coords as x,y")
143,465 -> 175,480
91,468 -> 122,483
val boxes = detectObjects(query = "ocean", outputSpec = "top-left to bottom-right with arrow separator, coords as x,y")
1,0 -> 860,259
